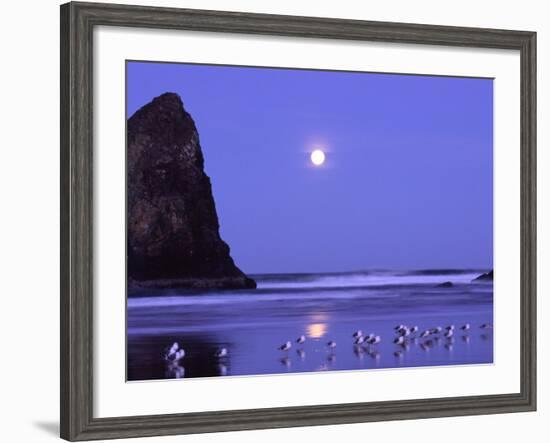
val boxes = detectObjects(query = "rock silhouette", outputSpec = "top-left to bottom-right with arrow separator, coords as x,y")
127,92 -> 256,290
473,270 -> 493,282
436,281 -> 454,288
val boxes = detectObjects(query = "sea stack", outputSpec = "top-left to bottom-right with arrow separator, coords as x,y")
127,92 -> 256,290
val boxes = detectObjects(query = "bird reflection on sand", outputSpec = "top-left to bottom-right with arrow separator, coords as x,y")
280,357 -> 291,368
165,363 -> 185,379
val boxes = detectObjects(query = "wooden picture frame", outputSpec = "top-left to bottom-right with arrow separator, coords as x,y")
60,1 -> 536,440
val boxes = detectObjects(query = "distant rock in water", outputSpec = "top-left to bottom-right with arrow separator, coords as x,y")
436,281 -> 454,288
127,92 -> 256,290
472,270 -> 493,282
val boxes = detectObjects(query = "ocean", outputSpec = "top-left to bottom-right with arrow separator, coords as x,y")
127,269 -> 493,381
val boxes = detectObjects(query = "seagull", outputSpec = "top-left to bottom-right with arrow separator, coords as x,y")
394,324 -> 406,331
296,335 -> 306,345
164,342 -> 185,362
164,342 -> 179,358
444,329 -> 454,339
278,341 -> 292,351
420,330 -> 431,338
445,325 -> 455,332
480,323 -> 493,329
166,348 -> 185,363
460,323 -> 471,331
393,336 -> 405,345
366,335 -> 381,345
430,326 -> 443,334
214,347 -> 228,358
327,341 -> 337,349
399,327 -> 411,337
410,326 -> 419,334
354,335 -> 366,345
352,330 -> 363,338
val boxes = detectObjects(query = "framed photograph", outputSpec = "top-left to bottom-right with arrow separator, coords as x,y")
60,1 -> 536,440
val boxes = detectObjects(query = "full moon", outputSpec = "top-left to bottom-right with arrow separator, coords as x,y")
310,149 -> 326,166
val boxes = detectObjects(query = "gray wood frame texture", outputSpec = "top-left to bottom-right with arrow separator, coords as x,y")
60,1 -> 537,441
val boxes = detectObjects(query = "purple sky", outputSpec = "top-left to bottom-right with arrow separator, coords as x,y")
127,61 -> 493,274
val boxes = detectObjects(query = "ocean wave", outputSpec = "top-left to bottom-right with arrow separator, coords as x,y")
254,271 -> 484,290
127,270 -> 491,309
127,289 -> 385,309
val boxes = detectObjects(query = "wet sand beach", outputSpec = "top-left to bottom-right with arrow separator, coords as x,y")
127,270 -> 493,381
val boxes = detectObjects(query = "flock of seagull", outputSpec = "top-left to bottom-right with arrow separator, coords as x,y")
275,322 -> 493,358
163,342 -> 229,363
162,322 -> 493,367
